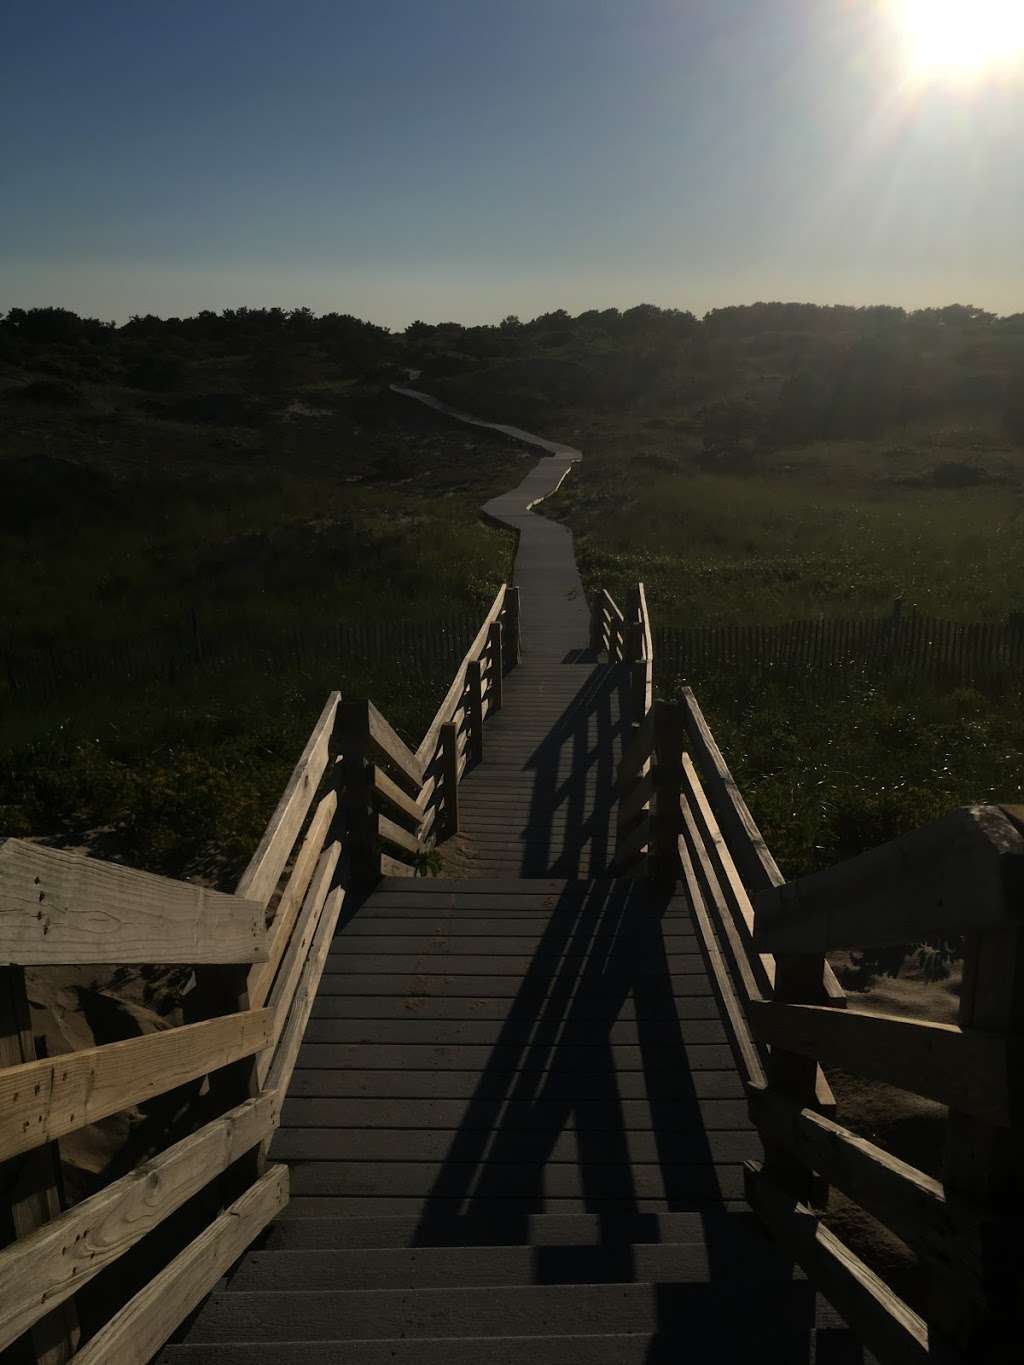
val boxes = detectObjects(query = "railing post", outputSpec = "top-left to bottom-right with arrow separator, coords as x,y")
336,700 -> 381,884
504,585 -> 521,669
440,720 -> 459,837
927,891 -> 1024,1361
488,621 -> 503,713
650,700 -> 685,886
467,659 -> 484,765
750,952 -> 831,1212
0,966 -> 80,1365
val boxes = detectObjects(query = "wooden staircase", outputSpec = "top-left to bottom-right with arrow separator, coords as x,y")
159,877 -> 854,1363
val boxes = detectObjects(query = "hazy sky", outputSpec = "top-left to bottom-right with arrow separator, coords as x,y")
3,0 -> 1023,327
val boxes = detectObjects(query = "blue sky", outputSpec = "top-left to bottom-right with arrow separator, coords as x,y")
3,0 -> 1022,326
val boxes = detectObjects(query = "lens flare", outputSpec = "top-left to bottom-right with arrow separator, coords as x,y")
894,0 -> 1024,79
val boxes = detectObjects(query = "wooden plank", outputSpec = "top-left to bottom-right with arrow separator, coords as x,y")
235,691 -> 339,907
681,743 -> 845,1008
265,884 -> 346,1113
415,586 -> 506,766
372,766 -> 425,830
467,660 -> 484,765
676,835 -> 766,1091
0,839 -> 266,967
363,700 -> 425,789
754,805 -> 1024,954
747,1084 -> 948,1257
257,840 -> 341,1084
379,853 -> 417,878
488,621 -> 503,711
680,687 -> 782,892
744,1164 -> 928,1365
615,814 -> 651,869
440,721 -> 459,838
247,790 -> 336,1010
378,813 -> 423,857
69,1164 -> 289,1365
617,709 -> 655,786
0,1095 -> 274,1354
0,1008 -> 272,1163
618,767 -> 654,830
749,999 -> 1012,1125
0,966 -> 79,1364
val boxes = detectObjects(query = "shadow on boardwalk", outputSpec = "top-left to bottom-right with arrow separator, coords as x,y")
456,663 -> 633,878
410,878 -> 815,1357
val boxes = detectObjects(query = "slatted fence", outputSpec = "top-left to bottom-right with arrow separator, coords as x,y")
1,617 -> 480,707
656,613 -> 1024,686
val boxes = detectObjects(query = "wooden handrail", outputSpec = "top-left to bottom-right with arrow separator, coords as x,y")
332,584 -> 520,879
0,1094 -> 275,1354
0,840 -> 266,967
747,804 -> 1024,1360
236,691 -> 339,907
754,804 -> 1024,954
0,1010 -> 273,1164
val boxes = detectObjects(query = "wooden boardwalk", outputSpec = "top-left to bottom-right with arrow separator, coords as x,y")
161,878 -> 854,1362
157,405 -> 863,1361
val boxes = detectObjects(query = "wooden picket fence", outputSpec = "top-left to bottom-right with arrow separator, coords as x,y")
1,616 -> 480,707
656,610 -> 1024,686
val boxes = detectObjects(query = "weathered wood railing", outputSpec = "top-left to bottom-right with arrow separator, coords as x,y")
0,684 -> 348,1363
595,584 -> 654,873
748,805 -> 1024,1365
338,582 -> 520,881
607,578 -> 1024,1362
0,582 -> 521,1362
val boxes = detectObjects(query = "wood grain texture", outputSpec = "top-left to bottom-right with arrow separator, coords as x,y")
265,884 -> 346,1115
0,1008 -> 272,1162
0,839 -> 265,967
69,1164 -> 288,1365
0,1095 -> 274,1353
749,999 -> 1012,1125
257,841 -> 341,1083
247,790 -> 336,1010
235,690 -> 339,908
744,1163 -> 928,1365
748,1084 -> 948,1255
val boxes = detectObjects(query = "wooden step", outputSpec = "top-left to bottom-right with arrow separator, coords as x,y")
270,1128 -> 760,1165
225,1235 -> 793,1292
277,1097 -> 750,1132
311,973 -> 717,998
284,1159 -> 747,1201
258,1209 -> 760,1250
172,1278 -> 818,1344
308,994 -> 722,1020
286,1069 -> 745,1100
298,1017 -> 724,1046
293,1041 -> 738,1071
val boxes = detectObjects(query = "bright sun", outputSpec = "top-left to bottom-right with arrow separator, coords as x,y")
895,0 -> 1024,79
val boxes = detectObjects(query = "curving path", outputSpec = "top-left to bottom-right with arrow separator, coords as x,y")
391,385 -> 587,656
392,385 -> 624,878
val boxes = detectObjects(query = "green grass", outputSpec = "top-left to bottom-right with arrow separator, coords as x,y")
547,416 -> 1024,624
670,669 -> 1024,879
1,386 -> 524,882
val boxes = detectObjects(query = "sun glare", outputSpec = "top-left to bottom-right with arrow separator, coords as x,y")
895,0 -> 1024,80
